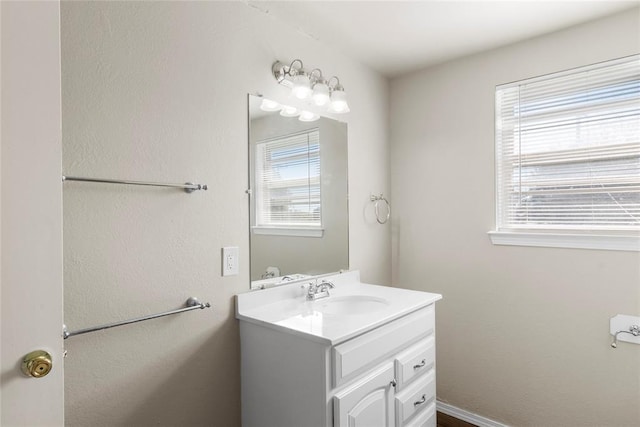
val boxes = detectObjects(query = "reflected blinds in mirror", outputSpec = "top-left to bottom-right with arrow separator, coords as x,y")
255,129 -> 321,227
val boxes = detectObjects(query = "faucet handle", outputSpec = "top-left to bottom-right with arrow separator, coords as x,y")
306,280 -> 317,295
319,280 -> 335,289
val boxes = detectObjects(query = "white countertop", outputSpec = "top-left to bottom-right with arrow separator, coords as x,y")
250,273 -> 312,290
236,271 -> 442,345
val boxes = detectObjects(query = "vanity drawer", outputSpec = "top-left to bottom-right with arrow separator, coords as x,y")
395,336 -> 435,390
332,305 -> 434,387
395,369 -> 435,425
404,401 -> 436,427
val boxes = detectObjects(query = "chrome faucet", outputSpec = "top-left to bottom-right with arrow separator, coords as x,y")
306,279 -> 335,301
261,271 -> 276,279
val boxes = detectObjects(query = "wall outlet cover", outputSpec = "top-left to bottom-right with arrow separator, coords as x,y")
222,246 -> 239,276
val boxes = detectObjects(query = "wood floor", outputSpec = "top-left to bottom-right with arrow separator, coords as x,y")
437,411 -> 478,427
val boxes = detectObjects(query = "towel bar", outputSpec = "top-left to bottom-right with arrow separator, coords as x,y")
63,297 -> 211,339
62,175 -> 208,193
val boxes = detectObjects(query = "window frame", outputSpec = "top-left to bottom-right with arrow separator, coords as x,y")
490,55 -> 640,252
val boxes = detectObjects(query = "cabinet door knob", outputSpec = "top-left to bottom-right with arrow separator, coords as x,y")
390,379 -> 397,388
413,394 -> 427,407
21,350 -> 52,378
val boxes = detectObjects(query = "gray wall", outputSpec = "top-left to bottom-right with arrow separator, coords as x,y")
390,9 -> 640,427
61,2 -> 389,426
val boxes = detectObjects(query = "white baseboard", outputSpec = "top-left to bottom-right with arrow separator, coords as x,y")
436,400 -> 509,427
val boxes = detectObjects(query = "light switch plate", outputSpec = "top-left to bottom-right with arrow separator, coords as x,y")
222,246 -> 239,276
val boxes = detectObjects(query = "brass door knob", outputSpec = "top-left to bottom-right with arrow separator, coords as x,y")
21,350 -> 52,378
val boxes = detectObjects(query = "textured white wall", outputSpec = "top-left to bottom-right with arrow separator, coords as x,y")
61,2 -> 388,426
390,9 -> 640,427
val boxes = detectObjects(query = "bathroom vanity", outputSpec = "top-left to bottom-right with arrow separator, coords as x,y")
236,271 -> 442,427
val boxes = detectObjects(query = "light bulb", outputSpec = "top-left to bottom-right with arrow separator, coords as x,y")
291,73 -> 312,99
279,105 -> 300,117
298,110 -> 320,122
259,98 -> 282,112
312,82 -> 330,106
328,89 -> 350,113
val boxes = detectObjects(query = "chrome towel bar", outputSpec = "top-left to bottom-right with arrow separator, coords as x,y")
63,297 -> 211,339
62,176 -> 208,193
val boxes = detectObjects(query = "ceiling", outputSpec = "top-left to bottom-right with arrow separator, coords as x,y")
248,0 -> 639,77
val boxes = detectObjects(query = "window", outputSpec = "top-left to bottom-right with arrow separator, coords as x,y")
253,129 -> 322,237
490,55 -> 640,251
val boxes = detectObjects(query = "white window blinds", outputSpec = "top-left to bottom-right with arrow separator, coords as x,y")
495,55 -> 640,232
255,129 -> 321,227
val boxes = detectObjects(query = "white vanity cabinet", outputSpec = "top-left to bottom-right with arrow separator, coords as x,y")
236,271 -> 441,427
332,305 -> 437,427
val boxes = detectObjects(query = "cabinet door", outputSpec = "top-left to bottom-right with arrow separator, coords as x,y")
333,363 -> 395,427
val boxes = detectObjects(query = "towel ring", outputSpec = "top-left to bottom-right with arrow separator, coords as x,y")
370,194 -> 391,224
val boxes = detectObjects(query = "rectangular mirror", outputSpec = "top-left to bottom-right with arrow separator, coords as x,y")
248,95 -> 349,289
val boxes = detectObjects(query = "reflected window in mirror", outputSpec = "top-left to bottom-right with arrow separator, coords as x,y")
254,129 -> 322,237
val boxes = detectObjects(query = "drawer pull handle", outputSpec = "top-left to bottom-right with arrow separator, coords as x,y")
414,394 -> 427,407
413,359 -> 427,370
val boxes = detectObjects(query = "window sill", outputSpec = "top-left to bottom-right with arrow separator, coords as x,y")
488,231 -> 640,252
252,226 -> 324,238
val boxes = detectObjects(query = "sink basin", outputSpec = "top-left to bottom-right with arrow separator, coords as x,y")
237,270 -> 442,344
313,295 -> 389,316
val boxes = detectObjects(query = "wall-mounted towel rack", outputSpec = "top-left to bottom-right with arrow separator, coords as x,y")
370,193 -> 391,224
62,176 -> 208,193
62,297 -> 211,339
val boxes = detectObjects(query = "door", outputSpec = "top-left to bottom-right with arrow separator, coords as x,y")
1,1 -> 64,425
333,364 -> 395,427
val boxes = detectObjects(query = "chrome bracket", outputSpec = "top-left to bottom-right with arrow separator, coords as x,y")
184,182 -> 208,194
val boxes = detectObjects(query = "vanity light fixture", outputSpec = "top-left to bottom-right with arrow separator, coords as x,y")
259,97 -> 320,122
327,77 -> 350,113
259,98 -> 282,112
279,105 -> 300,117
298,110 -> 320,122
309,69 -> 331,107
291,72 -> 312,100
272,59 -> 350,114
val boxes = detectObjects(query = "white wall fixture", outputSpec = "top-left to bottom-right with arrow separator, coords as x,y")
272,59 -> 350,114
610,314 -> 640,348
